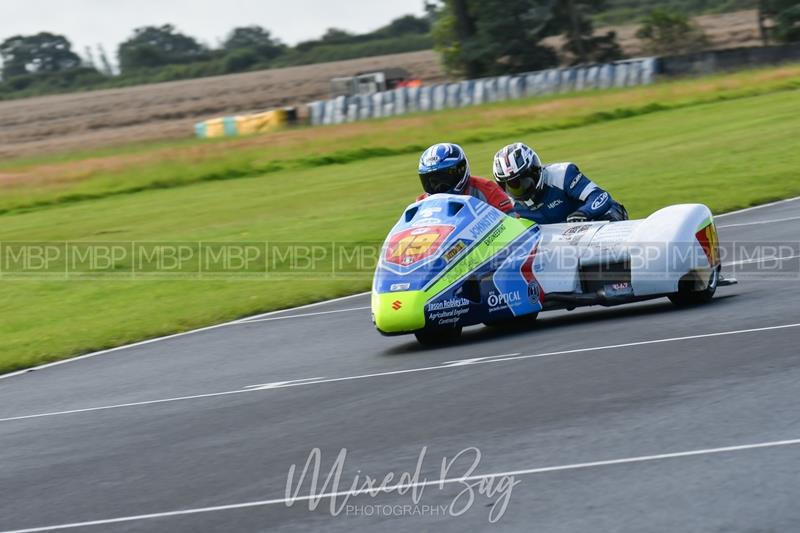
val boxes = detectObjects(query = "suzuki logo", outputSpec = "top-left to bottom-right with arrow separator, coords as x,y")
392,300 -> 403,311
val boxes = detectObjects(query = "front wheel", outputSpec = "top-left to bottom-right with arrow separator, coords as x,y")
414,327 -> 462,346
669,267 -> 719,307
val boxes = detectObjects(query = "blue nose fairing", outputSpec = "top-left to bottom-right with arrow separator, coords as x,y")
373,194 -> 544,331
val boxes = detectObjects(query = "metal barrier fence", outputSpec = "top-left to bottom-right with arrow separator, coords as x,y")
307,57 -> 657,126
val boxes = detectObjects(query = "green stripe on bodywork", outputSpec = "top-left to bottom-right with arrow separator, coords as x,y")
372,216 -> 535,334
426,217 -> 533,297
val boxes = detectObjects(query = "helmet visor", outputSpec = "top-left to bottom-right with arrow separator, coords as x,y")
420,165 -> 466,194
497,165 -> 541,186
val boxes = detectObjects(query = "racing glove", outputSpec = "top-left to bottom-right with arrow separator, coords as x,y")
566,211 -> 589,223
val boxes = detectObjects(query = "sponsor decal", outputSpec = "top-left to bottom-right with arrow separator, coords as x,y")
527,281 -> 541,304
392,300 -> 403,311
435,313 -> 467,326
562,225 -> 590,237
483,224 -> 506,247
695,223 -> 720,267
569,174 -> 582,189
591,192 -> 609,211
547,199 -> 563,209
419,207 -> 442,218
412,217 -> 442,227
605,282 -> 633,297
443,240 -> 466,263
426,297 -> 470,312
469,209 -> 502,239
487,291 -> 521,308
426,298 -> 470,324
390,283 -> 410,292
385,225 -> 454,267
561,224 -> 591,244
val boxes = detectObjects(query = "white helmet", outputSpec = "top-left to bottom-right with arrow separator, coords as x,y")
492,143 -> 543,191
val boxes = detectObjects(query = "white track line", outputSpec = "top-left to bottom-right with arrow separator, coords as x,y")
435,323 -> 800,366
232,292 -> 369,322
2,323 -> 798,424
244,377 -> 326,390
718,215 -> 800,229
0,292 -> 370,381
714,195 -> 800,218
5,437 -> 800,533
238,306 -> 370,324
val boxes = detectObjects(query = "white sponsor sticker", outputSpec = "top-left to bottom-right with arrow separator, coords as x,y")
591,192 -> 609,211
419,207 -> 442,218
487,291 -> 521,308
412,218 -> 442,227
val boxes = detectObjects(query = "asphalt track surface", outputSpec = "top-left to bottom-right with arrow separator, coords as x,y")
1,198 -> 800,532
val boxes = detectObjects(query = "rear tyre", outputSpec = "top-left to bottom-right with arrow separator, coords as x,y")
414,327 -> 462,346
669,266 -> 719,307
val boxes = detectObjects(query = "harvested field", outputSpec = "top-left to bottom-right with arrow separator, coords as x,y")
0,11 -> 761,160
0,51 -> 447,159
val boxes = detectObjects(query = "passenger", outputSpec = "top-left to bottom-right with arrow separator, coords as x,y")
492,142 -> 628,223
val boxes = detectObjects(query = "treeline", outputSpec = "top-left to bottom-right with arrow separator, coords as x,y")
0,15 -> 433,99
431,0 -> 798,78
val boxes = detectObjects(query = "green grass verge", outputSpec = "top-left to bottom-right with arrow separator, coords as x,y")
2,65 -> 799,216
1,73 -> 799,373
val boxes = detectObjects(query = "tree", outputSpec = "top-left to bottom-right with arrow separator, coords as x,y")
432,0 -> 559,78
295,28 -> 359,52
635,10 -> 709,55
446,0 -> 481,77
373,15 -> 431,37
96,44 -> 115,76
320,28 -> 358,44
223,26 -> 286,62
548,0 -> 622,65
432,0 -> 623,77
0,32 -> 82,78
118,25 -> 209,72
223,49 -> 260,73
759,0 -> 800,43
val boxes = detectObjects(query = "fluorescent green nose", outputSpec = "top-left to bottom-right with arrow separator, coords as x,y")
372,291 -> 427,333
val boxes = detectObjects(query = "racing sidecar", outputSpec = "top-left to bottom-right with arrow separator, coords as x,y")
371,194 -> 731,345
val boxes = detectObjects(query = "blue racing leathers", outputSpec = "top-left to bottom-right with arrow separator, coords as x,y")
506,163 -> 627,224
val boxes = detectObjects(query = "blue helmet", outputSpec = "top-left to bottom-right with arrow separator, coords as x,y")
418,143 -> 471,195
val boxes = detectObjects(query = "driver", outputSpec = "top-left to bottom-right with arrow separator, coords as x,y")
417,143 -> 514,213
492,142 -> 628,224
